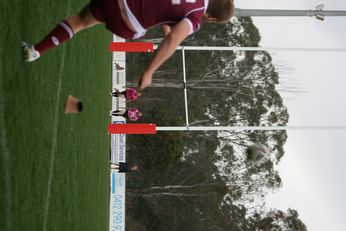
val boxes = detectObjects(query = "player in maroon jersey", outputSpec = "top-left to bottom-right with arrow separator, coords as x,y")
22,0 -> 235,90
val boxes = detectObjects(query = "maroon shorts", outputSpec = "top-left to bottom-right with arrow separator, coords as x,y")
90,0 -> 135,39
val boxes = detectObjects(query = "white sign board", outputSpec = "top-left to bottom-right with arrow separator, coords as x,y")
109,171 -> 126,231
109,35 -> 126,231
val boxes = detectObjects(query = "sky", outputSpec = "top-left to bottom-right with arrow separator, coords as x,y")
236,0 -> 346,230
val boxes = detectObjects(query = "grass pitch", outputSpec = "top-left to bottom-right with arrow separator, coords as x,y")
1,1 -> 112,230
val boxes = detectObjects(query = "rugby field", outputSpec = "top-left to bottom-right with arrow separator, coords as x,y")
1,1 -> 112,230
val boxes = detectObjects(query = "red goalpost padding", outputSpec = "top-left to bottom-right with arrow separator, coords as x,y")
108,123 -> 157,134
109,42 -> 154,52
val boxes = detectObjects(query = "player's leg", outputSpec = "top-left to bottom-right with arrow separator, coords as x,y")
113,91 -> 126,98
23,4 -> 101,62
65,4 -> 101,33
110,163 -> 120,169
110,110 -> 124,116
111,92 -> 119,97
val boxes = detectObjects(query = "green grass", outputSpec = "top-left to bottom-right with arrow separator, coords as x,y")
1,1 -> 112,230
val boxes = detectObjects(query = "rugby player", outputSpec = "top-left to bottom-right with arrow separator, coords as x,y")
23,0 -> 235,89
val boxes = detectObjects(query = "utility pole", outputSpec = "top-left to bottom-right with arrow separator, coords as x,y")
235,4 -> 346,21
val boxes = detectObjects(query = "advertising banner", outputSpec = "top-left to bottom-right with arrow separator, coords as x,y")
109,35 -> 126,231
109,171 -> 126,231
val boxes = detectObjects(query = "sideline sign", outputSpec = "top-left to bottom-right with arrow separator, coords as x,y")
109,171 -> 126,231
109,34 -> 126,231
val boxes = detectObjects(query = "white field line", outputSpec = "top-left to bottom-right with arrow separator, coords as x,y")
42,26 -> 70,231
42,75 -> 62,231
42,5 -> 72,229
0,49 -> 12,231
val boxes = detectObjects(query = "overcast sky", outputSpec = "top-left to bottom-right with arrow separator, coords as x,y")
236,0 -> 346,230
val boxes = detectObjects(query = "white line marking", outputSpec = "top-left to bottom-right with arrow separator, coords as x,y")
42,76 -> 62,231
42,6 -> 72,229
42,30 -> 68,231
0,49 -> 12,231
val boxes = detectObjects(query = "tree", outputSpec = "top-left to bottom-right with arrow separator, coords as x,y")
124,16 -> 306,231
250,209 -> 307,231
